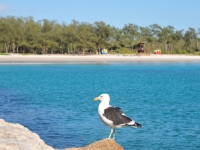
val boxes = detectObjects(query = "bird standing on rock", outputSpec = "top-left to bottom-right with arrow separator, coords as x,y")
94,93 -> 142,139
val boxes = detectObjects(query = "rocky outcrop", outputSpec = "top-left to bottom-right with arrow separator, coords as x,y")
64,138 -> 124,150
0,119 -> 54,150
0,119 -> 124,150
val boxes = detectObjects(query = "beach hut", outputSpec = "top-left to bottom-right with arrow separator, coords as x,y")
154,49 -> 162,54
138,42 -> 145,53
100,48 -> 108,54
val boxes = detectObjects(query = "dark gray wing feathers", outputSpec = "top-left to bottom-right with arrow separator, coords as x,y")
103,107 -> 132,125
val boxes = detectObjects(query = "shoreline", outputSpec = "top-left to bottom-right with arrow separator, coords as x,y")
0,54 -> 200,64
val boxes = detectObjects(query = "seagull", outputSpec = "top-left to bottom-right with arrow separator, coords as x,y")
94,93 -> 142,139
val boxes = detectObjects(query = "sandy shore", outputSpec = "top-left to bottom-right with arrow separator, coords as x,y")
0,54 -> 200,63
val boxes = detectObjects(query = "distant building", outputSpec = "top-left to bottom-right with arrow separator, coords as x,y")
100,48 -> 108,54
138,42 -> 145,53
154,49 -> 162,54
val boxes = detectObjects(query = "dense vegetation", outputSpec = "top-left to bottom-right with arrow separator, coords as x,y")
0,16 -> 200,55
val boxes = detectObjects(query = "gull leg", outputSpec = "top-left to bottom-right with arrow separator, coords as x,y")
108,128 -> 113,139
113,128 -> 116,140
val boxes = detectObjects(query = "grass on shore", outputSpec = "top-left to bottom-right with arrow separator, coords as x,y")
0,52 -> 9,55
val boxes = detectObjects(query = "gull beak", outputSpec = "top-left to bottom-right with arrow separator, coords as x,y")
94,97 -> 100,101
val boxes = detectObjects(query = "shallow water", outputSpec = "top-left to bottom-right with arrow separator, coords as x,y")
0,63 -> 200,150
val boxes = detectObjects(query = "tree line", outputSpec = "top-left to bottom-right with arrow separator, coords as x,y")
0,16 -> 200,54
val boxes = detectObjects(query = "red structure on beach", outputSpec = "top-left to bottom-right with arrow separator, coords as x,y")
138,42 -> 145,53
154,49 -> 162,54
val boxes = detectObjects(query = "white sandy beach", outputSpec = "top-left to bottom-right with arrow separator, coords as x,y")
0,54 -> 200,63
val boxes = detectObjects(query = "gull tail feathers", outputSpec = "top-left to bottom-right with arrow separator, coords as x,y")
132,122 -> 142,128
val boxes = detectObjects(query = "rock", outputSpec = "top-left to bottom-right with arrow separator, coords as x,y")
0,119 -> 124,150
64,138 -> 124,150
0,119 -> 54,150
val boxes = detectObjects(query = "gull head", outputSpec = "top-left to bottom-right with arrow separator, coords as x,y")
94,93 -> 110,103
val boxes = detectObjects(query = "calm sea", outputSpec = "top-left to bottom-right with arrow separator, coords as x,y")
0,63 -> 200,150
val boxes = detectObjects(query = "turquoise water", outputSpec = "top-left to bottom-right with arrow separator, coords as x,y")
0,63 -> 200,150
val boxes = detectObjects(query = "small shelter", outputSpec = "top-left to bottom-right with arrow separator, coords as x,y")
154,49 -> 162,54
100,48 -> 108,54
138,42 -> 145,53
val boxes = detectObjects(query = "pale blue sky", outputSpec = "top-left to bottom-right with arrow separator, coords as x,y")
0,0 -> 199,31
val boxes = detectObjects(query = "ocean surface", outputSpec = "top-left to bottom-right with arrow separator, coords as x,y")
0,63 -> 200,150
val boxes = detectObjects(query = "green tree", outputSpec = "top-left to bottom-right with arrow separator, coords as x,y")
76,22 -> 97,54
5,17 -> 22,53
148,24 -> 163,49
0,17 -> 13,53
171,30 -> 184,53
184,28 -> 198,53
93,21 -> 111,54
53,23 -> 67,54
159,26 -> 175,52
63,20 -> 79,54
122,23 -> 139,50
39,19 -> 57,54
139,26 -> 155,52
197,28 -> 200,51
107,27 -> 121,51
23,17 -> 41,53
